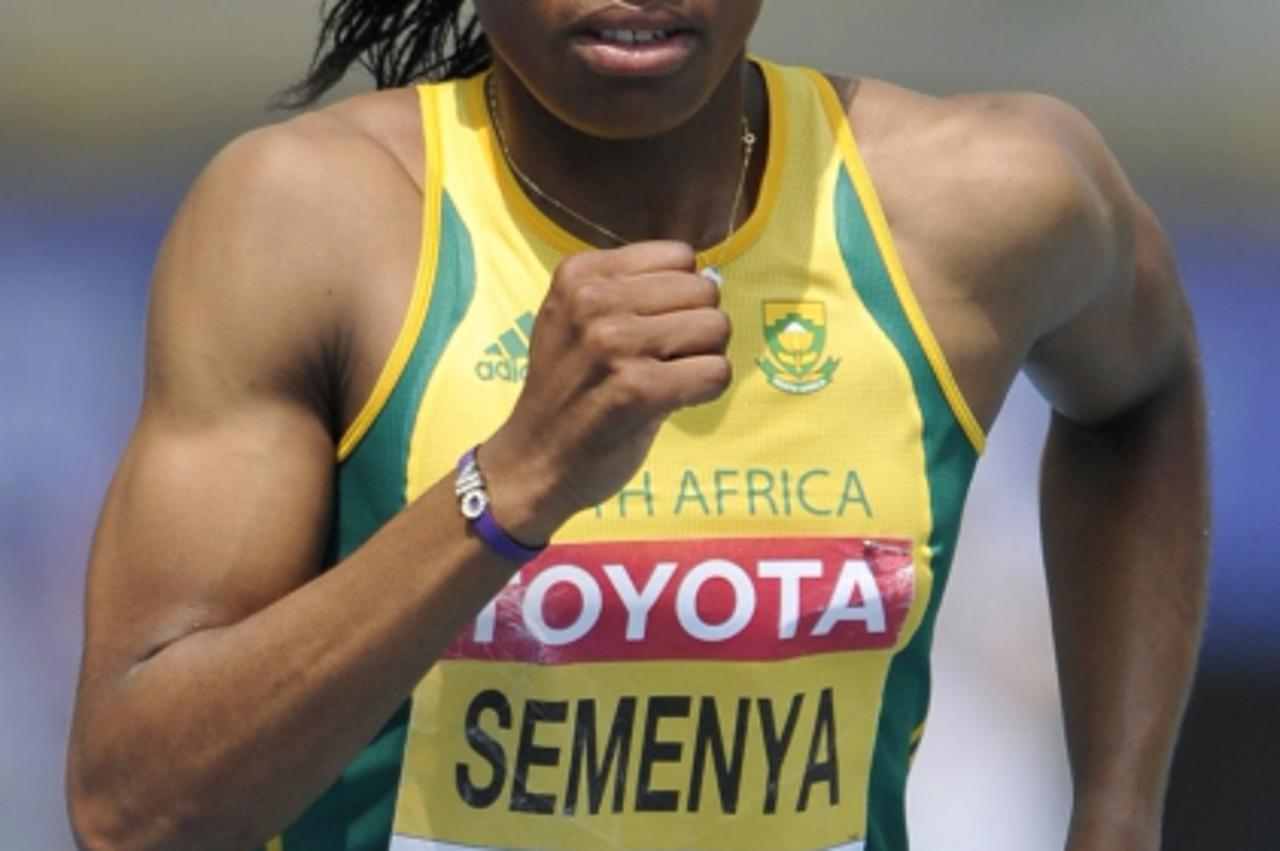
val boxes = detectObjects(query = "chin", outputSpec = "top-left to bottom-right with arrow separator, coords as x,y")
522,58 -> 740,142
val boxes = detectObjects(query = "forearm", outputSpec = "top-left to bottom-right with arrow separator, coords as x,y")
70,475 -> 521,851
1040,354 -> 1208,849
71,236 -> 729,850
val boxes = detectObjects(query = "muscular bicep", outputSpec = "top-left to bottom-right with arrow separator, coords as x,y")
78,126 -> 354,690
1000,95 -> 1196,425
1025,197 -> 1195,426
83,401 -> 333,680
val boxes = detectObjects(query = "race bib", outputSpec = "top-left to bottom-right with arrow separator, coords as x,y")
391,536 -> 919,851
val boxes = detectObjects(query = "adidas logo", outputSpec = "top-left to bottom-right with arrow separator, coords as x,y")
474,312 -> 535,383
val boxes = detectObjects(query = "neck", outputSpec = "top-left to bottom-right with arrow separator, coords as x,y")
489,56 -> 767,250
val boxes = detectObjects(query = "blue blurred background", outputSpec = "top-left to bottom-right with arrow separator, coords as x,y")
2,2 -> 1276,848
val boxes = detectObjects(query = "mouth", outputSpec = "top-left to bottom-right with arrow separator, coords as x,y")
570,25 -> 699,77
593,28 -> 682,46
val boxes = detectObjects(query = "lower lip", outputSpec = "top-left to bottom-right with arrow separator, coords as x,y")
570,32 -> 697,77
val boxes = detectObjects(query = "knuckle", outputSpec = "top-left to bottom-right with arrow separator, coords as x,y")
711,356 -> 734,389
568,282 -> 610,324
693,356 -> 732,397
555,252 -> 589,284
611,363 -> 653,407
701,275 -> 722,306
688,309 -> 731,356
688,358 -> 732,406
710,309 -> 733,341
667,241 -> 697,269
583,317 -> 625,358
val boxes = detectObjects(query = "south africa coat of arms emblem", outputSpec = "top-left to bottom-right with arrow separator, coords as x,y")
756,301 -> 842,395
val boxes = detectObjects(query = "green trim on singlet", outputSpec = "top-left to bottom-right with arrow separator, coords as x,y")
832,169 -> 978,851
274,194 -> 477,851
333,193 -> 477,561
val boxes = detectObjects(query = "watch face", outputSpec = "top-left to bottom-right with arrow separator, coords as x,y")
460,489 -> 489,520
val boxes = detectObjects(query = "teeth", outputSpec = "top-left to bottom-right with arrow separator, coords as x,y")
599,29 -> 671,45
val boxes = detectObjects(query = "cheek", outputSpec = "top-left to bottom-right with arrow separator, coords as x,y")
474,0 -> 561,48
703,0 -> 765,45
474,2 -> 563,79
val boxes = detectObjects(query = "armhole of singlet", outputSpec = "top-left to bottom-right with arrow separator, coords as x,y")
803,67 -> 987,454
335,84 -> 446,462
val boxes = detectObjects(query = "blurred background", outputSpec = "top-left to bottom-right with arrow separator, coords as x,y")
1,1 -> 1275,848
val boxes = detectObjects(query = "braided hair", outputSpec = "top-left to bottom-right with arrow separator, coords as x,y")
278,0 -> 490,108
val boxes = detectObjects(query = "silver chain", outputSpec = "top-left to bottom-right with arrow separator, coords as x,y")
486,75 -> 758,249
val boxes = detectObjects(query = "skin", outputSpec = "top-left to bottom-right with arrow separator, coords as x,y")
66,1 -> 1208,848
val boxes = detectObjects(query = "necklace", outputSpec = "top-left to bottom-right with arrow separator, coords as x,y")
486,75 -> 757,282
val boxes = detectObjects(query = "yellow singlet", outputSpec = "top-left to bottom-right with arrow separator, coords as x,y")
271,59 -> 986,851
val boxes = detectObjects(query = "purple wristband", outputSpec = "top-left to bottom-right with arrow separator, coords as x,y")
456,446 -> 546,564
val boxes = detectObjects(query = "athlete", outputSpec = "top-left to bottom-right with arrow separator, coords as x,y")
67,1 -> 1208,849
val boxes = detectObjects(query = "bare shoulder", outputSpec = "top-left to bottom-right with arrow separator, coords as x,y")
148,87 -> 426,418
848,77 -> 1123,206
830,76 -> 1191,426
817,74 -> 1167,426
848,78 -> 1134,303
174,86 -> 423,295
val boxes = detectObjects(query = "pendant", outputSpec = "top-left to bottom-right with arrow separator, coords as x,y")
700,266 -> 725,289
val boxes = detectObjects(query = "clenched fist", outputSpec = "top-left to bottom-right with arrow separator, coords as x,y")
479,241 -> 732,546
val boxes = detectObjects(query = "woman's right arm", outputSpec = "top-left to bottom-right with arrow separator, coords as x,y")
66,118 -> 534,850
67,111 -> 732,851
